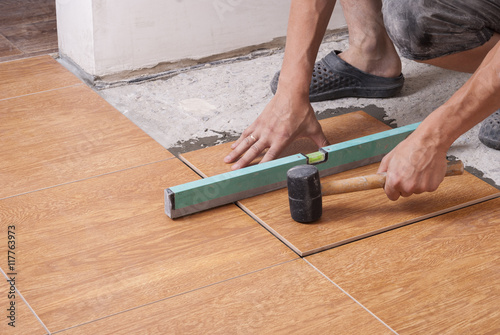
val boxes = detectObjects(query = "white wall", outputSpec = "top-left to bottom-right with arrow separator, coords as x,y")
56,0 -> 346,79
56,0 -> 95,74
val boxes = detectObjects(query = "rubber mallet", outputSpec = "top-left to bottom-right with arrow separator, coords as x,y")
287,160 -> 464,223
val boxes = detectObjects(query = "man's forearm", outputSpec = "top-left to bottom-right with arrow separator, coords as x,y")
414,40 -> 500,151
278,0 -> 337,97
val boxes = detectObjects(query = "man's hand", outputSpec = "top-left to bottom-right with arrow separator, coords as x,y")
377,133 -> 449,201
224,92 -> 329,170
378,39 -> 500,200
223,0 -> 336,170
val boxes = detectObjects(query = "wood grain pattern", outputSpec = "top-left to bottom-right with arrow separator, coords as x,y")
0,0 -> 57,62
180,111 -> 392,177
0,84 -> 173,199
0,0 -> 56,27
0,34 -> 23,58
0,277 -> 48,335
0,159 -> 297,332
240,163 -> 499,256
58,260 -> 394,335
307,197 -> 500,335
0,20 -> 57,55
0,56 -> 81,100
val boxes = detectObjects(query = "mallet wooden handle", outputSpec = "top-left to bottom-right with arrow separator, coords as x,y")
322,160 -> 464,196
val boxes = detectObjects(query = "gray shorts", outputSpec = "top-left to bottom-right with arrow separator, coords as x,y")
382,0 -> 500,60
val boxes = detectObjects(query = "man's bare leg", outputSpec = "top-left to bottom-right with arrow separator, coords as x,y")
418,33 -> 500,73
338,0 -> 402,78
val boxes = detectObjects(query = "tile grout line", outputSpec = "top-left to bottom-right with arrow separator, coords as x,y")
0,157 -> 176,202
298,193 -> 500,258
303,258 -> 399,335
0,83 -> 84,102
0,33 -> 23,58
0,267 -> 52,334
48,258 -> 299,334
176,154 -> 306,257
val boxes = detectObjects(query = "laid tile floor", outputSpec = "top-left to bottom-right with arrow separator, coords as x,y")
0,58 -> 173,199
0,56 -> 80,99
307,197 -> 500,334
0,159 -> 298,332
0,0 -> 57,63
58,260 -> 395,335
2,2 -> 498,334
1,54 -> 499,335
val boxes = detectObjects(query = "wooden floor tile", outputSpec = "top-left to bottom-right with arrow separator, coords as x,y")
59,260 -> 393,335
0,56 -> 81,100
307,198 -> 500,334
240,163 -> 499,256
0,34 -> 23,58
0,275 -> 48,335
181,111 -> 392,177
0,0 -> 57,62
0,20 -> 57,55
0,0 -> 56,27
180,112 -> 500,255
0,85 -> 173,199
0,159 -> 297,332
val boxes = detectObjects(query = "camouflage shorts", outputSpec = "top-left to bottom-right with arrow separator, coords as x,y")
382,0 -> 500,60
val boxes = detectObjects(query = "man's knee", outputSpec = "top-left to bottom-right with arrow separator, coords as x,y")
382,0 -> 433,60
382,0 -> 496,61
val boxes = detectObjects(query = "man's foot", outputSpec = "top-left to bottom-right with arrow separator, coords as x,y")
479,110 -> 500,150
270,50 -> 404,102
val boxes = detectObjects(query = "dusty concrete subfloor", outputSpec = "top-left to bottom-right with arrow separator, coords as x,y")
96,32 -> 499,188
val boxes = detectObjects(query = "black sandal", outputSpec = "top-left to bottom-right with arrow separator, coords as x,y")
479,110 -> 500,150
271,50 -> 404,102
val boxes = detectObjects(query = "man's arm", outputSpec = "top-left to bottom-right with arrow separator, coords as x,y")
378,40 -> 500,200
224,0 -> 336,170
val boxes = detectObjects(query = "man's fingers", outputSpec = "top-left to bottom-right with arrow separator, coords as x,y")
230,127 -> 256,149
231,139 -> 266,170
259,140 -> 290,164
384,181 -> 401,201
310,127 -> 330,149
225,134 -> 258,164
383,170 -> 411,201
377,152 -> 392,174
230,134 -> 245,150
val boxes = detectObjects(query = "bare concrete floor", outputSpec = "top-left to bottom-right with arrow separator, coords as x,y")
96,32 -> 499,188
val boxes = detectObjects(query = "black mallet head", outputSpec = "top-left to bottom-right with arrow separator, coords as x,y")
287,165 -> 322,223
